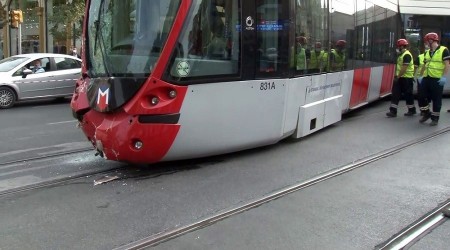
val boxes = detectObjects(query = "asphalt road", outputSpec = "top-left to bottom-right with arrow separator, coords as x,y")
0,98 -> 449,249
0,98 -> 122,193
0,98 -> 90,163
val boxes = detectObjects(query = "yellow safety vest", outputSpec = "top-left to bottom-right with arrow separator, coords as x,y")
424,46 -> 448,78
330,49 -> 345,71
309,50 -> 328,71
296,47 -> 306,70
396,50 -> 414,78
415,52 -> 425,77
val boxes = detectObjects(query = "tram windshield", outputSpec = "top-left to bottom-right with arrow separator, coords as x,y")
87,0 -> 181,77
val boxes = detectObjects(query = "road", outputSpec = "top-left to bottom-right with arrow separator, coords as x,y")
0,98 -> 124,193
0,98 -> 88,163
0,98 -> 449,249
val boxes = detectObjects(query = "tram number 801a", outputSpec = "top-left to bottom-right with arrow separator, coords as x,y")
260,82 -> 276,91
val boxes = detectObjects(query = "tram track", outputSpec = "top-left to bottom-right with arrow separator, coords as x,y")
115,127 -> 450,250
0,146 -> 94,167
0,148 -> 215,198
0,147 -> 124,198
0,167 -> 123,198
376,199 -> 450,250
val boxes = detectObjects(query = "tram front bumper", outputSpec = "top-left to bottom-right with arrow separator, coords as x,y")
78,109 -> 180,164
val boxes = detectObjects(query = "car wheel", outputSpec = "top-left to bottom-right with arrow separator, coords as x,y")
0,87 -> 16,109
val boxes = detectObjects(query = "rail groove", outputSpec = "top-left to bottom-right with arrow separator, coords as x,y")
116,127 -> 450,250
0,147 -> 94,167
376,199 -> 450,250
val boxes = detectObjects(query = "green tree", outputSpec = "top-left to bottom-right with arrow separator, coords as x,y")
0,2 -> 6,29
47,0 -> 85,46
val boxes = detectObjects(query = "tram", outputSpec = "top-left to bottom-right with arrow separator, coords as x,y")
71,0 -> 400,164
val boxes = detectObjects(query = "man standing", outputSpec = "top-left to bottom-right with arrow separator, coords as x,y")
71,47 -> 81,59
329,40 -> 346,72
418,32 -> 450,126
386,39 -> 416,117
309,42 -> 328,74
415,44 -> 430,116
296,36 -> 309,75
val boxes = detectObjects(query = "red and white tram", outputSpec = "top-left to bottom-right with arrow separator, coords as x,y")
71,0 -> 400,164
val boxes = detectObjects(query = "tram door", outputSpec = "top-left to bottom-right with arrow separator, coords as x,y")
350,0 -> 372,108
241,0 -> 290,80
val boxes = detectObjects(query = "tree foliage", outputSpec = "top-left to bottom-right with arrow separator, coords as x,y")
47,0 -> 86,42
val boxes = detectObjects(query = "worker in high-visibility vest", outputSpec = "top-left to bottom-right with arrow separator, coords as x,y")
415,47 -> 429,78
386,39 -> 416,117
329,40 -> 346,72
415,44 -> 430,116
309,42 -> 328,74
417,32 -> 450,126
295,36 -> 310,75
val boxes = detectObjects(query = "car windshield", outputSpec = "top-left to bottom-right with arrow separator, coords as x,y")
0,57 -> 29,72
87,0 -> 181,78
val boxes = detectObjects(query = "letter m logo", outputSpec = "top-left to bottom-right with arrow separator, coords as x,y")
97,86 -> 110,111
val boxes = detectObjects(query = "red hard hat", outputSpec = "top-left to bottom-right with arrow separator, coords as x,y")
296,36 -> 306,44
336,40 -> 346,47
424,32 -> 439,42
315,42 -> 322,48
396,39 -> 408,47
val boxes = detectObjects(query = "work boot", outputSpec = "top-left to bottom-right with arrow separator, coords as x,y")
386,111 -> 397,117
404,109 -> 416,116
430,120 -> 438,126
419,113 -> 431,123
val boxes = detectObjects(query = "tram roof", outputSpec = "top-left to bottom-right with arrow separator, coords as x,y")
399,0 -> 450,16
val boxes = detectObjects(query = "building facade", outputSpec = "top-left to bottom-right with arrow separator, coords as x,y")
0,0 -> 82,59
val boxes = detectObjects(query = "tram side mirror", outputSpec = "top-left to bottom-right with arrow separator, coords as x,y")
22,68 -> 32,78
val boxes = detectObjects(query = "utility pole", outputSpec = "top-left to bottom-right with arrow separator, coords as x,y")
18,21 -> 21,54
36,6 -> 45,52
10,10 -> 23,54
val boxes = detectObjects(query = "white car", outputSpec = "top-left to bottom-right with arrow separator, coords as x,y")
0,53 -> 82,109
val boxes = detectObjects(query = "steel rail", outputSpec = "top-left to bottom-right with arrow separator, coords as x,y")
0,147 -> 94,167
375,200 -> 450,250
0,166 -> 122,198
115,127 -> 450,250
0,147 -> 122,198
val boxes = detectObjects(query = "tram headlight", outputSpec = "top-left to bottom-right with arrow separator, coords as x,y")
169,90 -> 177,99
151,97 -> 159,106
134,140 -> 143,150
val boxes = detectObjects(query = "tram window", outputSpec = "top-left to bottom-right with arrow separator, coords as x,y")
293,0 -> 329,75
329,0 -> 355,71
166,0 -> 240,82
87,0 -> 181,77
371,5 -> 398,64
255,0 -> 290,76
